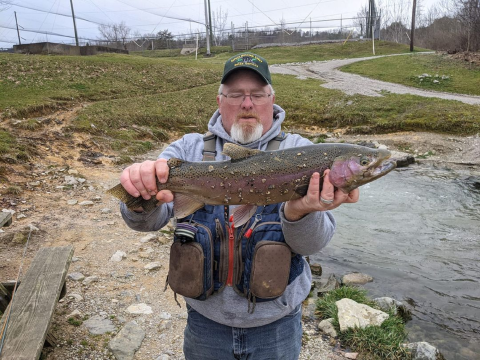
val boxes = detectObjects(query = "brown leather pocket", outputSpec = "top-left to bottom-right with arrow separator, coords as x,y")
168,242 -> 204,298
250,241 -> 291,299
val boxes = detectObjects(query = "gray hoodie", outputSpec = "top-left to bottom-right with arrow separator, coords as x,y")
120,104 -> 336,328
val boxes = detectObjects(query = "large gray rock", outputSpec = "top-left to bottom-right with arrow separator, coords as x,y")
314,274 -> 340,295
126,303 -> 153,315
309,263 -> 322,276
403,341 -> 444,360
342,272 -> 373,285
68,272 -> 85,282
336,298 -> 389,332
318,318 -> 338,338
374,296 -> 412,321
109,321 -> 145,360
83,315 -> 116,335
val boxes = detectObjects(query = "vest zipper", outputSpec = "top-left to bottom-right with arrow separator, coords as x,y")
226,223 -> 235,286
215,218 -> 227,286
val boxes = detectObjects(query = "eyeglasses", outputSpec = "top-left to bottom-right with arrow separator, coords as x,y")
220,92 -> 272,106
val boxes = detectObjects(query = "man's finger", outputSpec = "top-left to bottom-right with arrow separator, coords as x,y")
120,174 -> 141,197
139,161 -> 158,195
306,172 -> 320,199
320,169 -> 335,203
157,190 -> 174,203
345,189 -> 360,203
155,158 -> 169,184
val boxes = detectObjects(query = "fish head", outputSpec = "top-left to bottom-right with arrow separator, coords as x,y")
329,147 -> 396,193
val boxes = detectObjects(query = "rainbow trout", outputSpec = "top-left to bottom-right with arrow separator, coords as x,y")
107,143 -> 396,225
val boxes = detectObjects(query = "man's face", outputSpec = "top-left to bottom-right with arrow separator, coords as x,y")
216,69 -> 275,144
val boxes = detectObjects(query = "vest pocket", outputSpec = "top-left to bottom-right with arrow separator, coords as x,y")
249,240 -> 292,299
168,242 -> 204,298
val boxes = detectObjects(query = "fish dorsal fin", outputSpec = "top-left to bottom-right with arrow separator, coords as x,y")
222,143 -> 261,161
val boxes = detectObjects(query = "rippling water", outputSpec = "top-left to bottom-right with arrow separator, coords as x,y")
313,165 -> 480,360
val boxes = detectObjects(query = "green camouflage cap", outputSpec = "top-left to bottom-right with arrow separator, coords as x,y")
221,52 -> 271,84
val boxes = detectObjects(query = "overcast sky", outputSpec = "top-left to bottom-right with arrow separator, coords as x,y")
0,0 -> 439,49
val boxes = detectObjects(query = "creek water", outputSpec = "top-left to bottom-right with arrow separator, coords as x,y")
312,164 -> 480,360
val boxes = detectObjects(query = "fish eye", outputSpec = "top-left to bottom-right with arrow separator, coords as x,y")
360,156 -> 370,166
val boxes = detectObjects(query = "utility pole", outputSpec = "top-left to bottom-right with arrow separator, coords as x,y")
410,0 -> 417,52
203,0 -> 211,55
70,0 -> 79,46
14,11 -> 21,45
207,0 -> 213,46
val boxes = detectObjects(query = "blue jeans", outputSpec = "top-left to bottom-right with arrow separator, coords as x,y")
183,304 -> 302,360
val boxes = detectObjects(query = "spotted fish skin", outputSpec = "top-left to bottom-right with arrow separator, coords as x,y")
107,143 -> 396,215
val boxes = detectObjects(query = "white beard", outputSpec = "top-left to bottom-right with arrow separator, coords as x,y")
230,122 -> 264,144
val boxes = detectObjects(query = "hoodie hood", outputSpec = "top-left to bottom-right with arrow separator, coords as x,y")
207,104 -> 286,149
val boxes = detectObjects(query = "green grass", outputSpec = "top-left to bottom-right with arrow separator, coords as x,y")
65,73 -> 480,156
0,129 -> 37,163
137,41 -> 428,65
0,41 -> 430,120
68,83 -> 219,155
274,75 -> 480,135
134,46 -> 232,58
67,317 -> 82,326
316,286 -> 411,360
0,53 -> 220,118
247,41 -> 430,64
1,41 -> 479,164
341,53 -> 480,96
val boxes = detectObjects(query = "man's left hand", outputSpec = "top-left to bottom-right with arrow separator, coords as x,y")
283,169 -> 359,221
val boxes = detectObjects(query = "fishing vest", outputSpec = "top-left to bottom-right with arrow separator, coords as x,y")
166,133 -> 304,311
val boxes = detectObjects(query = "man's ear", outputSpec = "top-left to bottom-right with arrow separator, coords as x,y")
216,95 -> 221,112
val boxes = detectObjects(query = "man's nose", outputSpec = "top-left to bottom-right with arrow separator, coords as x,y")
241,94 -> 254,108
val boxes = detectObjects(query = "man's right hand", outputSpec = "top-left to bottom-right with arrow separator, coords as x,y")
120,159 -> 174,211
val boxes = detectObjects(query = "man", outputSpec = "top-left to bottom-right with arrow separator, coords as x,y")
119,52 -> 359,360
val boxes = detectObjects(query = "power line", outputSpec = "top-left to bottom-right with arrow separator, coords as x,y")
0,38 -> 17,44
113,0 -> 205,26
85,0 -> 114,23
9,2 -> 105,25
0,25 -> 98,42
32,0 -> 60,43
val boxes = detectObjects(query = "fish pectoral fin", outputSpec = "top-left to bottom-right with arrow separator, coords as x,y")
232,205 -> 258,228
294,184 -> 309,197
222,143 -> 261,161
173,193 -> 205,219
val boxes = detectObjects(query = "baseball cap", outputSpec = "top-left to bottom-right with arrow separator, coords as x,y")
221,52 -> 271,84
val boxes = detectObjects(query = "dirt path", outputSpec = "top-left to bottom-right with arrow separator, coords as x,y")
270,53 -> 480,105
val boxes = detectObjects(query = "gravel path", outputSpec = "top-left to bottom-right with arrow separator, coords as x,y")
270,53 -> 480,105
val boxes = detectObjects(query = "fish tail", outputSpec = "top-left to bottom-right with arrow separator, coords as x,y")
106,183 -> 159,212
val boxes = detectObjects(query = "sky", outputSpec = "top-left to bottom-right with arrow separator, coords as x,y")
0,0 -> 439,49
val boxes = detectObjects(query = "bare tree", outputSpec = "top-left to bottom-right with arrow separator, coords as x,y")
453,0 -> 480,51
354,4 -> 369,37
98,21 -> 131,49
379,0 -> 410,43
155,29 -> 173,49
212,6 -> 228,46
